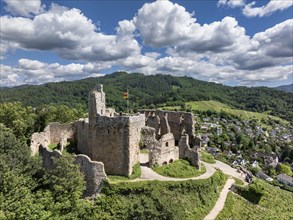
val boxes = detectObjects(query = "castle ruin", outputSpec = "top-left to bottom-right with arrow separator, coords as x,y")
30,84 -> 201,196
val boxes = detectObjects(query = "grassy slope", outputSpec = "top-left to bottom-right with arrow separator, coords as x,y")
97,171 -> 227,220
186,100 -> 288,123
153,159 -> 206,178
217,180 -> 293,220
201,151 -> 216,164
107,163 -> 141,182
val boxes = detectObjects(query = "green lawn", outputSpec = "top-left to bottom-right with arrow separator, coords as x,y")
201,151 -> 216,164
153,159 -> 206,178
217,180 -> 293,220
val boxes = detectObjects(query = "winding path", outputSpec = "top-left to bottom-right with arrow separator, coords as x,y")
138,153 -> 246,183
203,178 -> 235,220
137,154 -> 247,220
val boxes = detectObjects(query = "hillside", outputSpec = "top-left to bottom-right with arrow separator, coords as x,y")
186,100 -> 288,123
274,84 -> 293,93
1,72 -> 293,122
217,180 -> 293,220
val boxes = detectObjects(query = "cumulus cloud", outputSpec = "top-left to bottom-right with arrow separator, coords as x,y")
218,0 -> 293,17
1,3 -> 140,62
3,0 -> 44,17
243,0 -> 293,17
0,59 -> 107,86
1,0 -> 292,87
132,1 -> 249,54
133,0 -> 197,47
217,0 -> 245,8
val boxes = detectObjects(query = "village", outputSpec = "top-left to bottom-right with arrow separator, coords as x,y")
195,112 -> 293,188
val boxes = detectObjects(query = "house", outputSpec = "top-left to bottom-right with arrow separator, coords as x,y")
207,147 -> 220,156
223,150 -> 233,157
233,157 -> 246,166
217,127 -> 222,136
277,174 -> 293,187
251,160 -> 259,168
251,152 -> 279,168
257,172 -> 273,182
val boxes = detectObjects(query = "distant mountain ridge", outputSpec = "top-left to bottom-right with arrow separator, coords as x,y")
1,72 -> 293,122
274,84 -> 293,93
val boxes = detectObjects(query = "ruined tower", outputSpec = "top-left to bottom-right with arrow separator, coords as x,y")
85,85 -> 145,176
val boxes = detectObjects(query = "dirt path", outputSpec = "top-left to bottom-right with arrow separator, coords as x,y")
138,154 -> 246,184
139,161 -> 215,181
203,178 -> 235,220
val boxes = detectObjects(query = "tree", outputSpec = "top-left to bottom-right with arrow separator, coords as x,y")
0,102 -> 36,138
41,154 -> 86,217
276,163 -> 292,176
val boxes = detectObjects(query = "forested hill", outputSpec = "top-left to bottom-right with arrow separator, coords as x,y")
1,72 -> 293,121
274,84 -> 293,93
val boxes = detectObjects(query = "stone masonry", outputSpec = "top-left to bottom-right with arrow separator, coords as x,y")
179,132 -> 201,169
39,145 -> 106,197
81,85 -> 145,176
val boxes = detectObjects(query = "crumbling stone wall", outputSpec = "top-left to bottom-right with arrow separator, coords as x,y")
30,130 -> 50,156
39,145 -> 62,169
141,110 -> 195,144
141,126 -> 179,167
39,145 -> 107,197
30,122 -> 76,156
150,133 -> 179,166
75,154 -> 107,197
47,122 -> 75,145
179,133 -> 200,168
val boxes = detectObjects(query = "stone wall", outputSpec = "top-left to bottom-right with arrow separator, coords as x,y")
30,122 -> 76,156
39,145 -> 107,197
128,115 -> 146,174
141,110 -> 195,144
76,118 -> 90,155
141,127 -> 179,167
75,154 -> 107,197
179,133 -> 200,168
47,122 -> 75,145
150,133 -> 179,166
90,114 -> 145,176
39,145 -> 62,169
30,130 -> 50,156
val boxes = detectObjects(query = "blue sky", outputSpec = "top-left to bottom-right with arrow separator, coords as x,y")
1,0 -> 292,87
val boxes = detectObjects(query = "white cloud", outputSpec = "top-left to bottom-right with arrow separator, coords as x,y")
1,0 -> 292,87
1,3 -> 141,62
132,1 -> 249,54
133,0 -> 197,47
217,0 -> 245,8
3,0 -> 44,17
218,0 -> 293,17
243,0 -> 293,17
0,59 -> 108,86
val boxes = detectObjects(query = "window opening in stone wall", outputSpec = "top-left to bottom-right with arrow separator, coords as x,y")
165,142 -> 168,147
